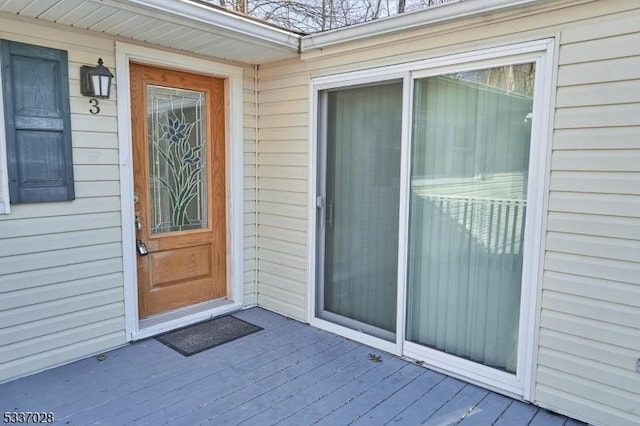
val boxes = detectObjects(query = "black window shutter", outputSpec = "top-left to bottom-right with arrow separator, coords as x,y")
1,39 -> 74,203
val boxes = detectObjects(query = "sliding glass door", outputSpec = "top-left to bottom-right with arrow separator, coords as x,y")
313,41 -> 550,395
317,82 -> 402,340
406,64 -> 535,373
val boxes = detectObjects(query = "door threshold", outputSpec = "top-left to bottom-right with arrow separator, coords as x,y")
311,316 -> 399,356
133,298 -> 241,340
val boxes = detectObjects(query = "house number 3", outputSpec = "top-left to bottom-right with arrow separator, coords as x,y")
89,98 -> 101,115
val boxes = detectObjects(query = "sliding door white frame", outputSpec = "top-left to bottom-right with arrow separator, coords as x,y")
307,38 -> 555,399
309,73 -> 407,356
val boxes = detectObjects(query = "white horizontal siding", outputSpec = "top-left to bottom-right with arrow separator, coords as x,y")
536,8 -> 640,426
0,17 -> 125,384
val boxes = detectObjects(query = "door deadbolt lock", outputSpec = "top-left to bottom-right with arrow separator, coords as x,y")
136,239 -> 149,256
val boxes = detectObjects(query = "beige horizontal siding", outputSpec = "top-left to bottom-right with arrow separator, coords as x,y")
553,126 -> 640,150
558,31 -> 640,64
255,67 -> 309,317
259,85 -> 308,103
0,289 -> 123,332
1,303 -> 124,348
544,271 -> 640,310
259,214 -> 306,232
0,212 -> 120,238
0,228 -> 121,257
547,212 -> 640,240
257,2 -> 640,425
557,55 -> 640,86
0,13 -> 125,380
536,369 -> 640,426
259,165 -> 307,180
298,1 -> 638,65
554,104 -> 640,128
259,227 -> 307,249
548,191 -> 639,217
545,251 -> 638,286
259,127 -> 308,141
546,232 -> 640,263
536,7 -> 640,426
0,18 -> 259,382
555,80 -> 640,108
259,248 -> 306,272
0,333 -> 125,384
550,171 -> 640,195
243,65 -> 258,307
260,177 -> 307,192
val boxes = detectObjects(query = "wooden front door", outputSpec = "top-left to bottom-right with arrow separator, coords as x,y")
130,63 -> 226,319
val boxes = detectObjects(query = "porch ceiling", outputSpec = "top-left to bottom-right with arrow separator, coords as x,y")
0,0 -> 301,65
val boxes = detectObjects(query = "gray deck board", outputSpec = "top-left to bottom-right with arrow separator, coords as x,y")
162,333 -> 350,425
350,369 -> 446,425
279,353 -> 408,425
388,376 -> 467,424
529,409 -> 572,426
239,345 -> 375,425
63,321 -> 314,422
494,400 -> 540,426
213,341 -> 361,425
457,392 -> 513,425
315,363 -> 425,425
423,383 -> 490,425
0,308 -> 585,426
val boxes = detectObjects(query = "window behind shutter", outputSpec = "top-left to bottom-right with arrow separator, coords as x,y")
1,40 -> 74,203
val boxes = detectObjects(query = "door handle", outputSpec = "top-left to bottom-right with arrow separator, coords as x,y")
135,211 -> 142,232
317,195 -> 325,229
316,196 -> 334,228
136,239 -> 149,256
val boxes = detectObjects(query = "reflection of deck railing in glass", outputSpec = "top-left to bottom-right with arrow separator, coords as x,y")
408,192 -> 526,373
417,194 -> 526,256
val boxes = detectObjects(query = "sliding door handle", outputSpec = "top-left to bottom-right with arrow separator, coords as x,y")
316,195 -> 325,229
327,200 -> 334,228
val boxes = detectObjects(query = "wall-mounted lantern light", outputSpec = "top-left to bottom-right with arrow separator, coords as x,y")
80,58 -> 114,99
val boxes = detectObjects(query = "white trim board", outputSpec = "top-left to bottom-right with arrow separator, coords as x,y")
115,42 -> 245,341
0,55 -> 9,214
117,0 -> 300,50
308,38 -> 555,399
301,0 -> 555,50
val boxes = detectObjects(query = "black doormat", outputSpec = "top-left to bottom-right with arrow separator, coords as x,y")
155,315 -> 263,356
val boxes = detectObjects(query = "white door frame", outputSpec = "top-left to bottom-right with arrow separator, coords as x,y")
307,38 -> 555,400
116,42 -> 245,341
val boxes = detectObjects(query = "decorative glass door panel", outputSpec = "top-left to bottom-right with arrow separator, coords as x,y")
406,63 -> 536,373
318,82 -> 402,340
147,86 -> 207,234
131,63 -> 226,319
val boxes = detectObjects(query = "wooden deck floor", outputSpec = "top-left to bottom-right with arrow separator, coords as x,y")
2,308 -> 584,425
